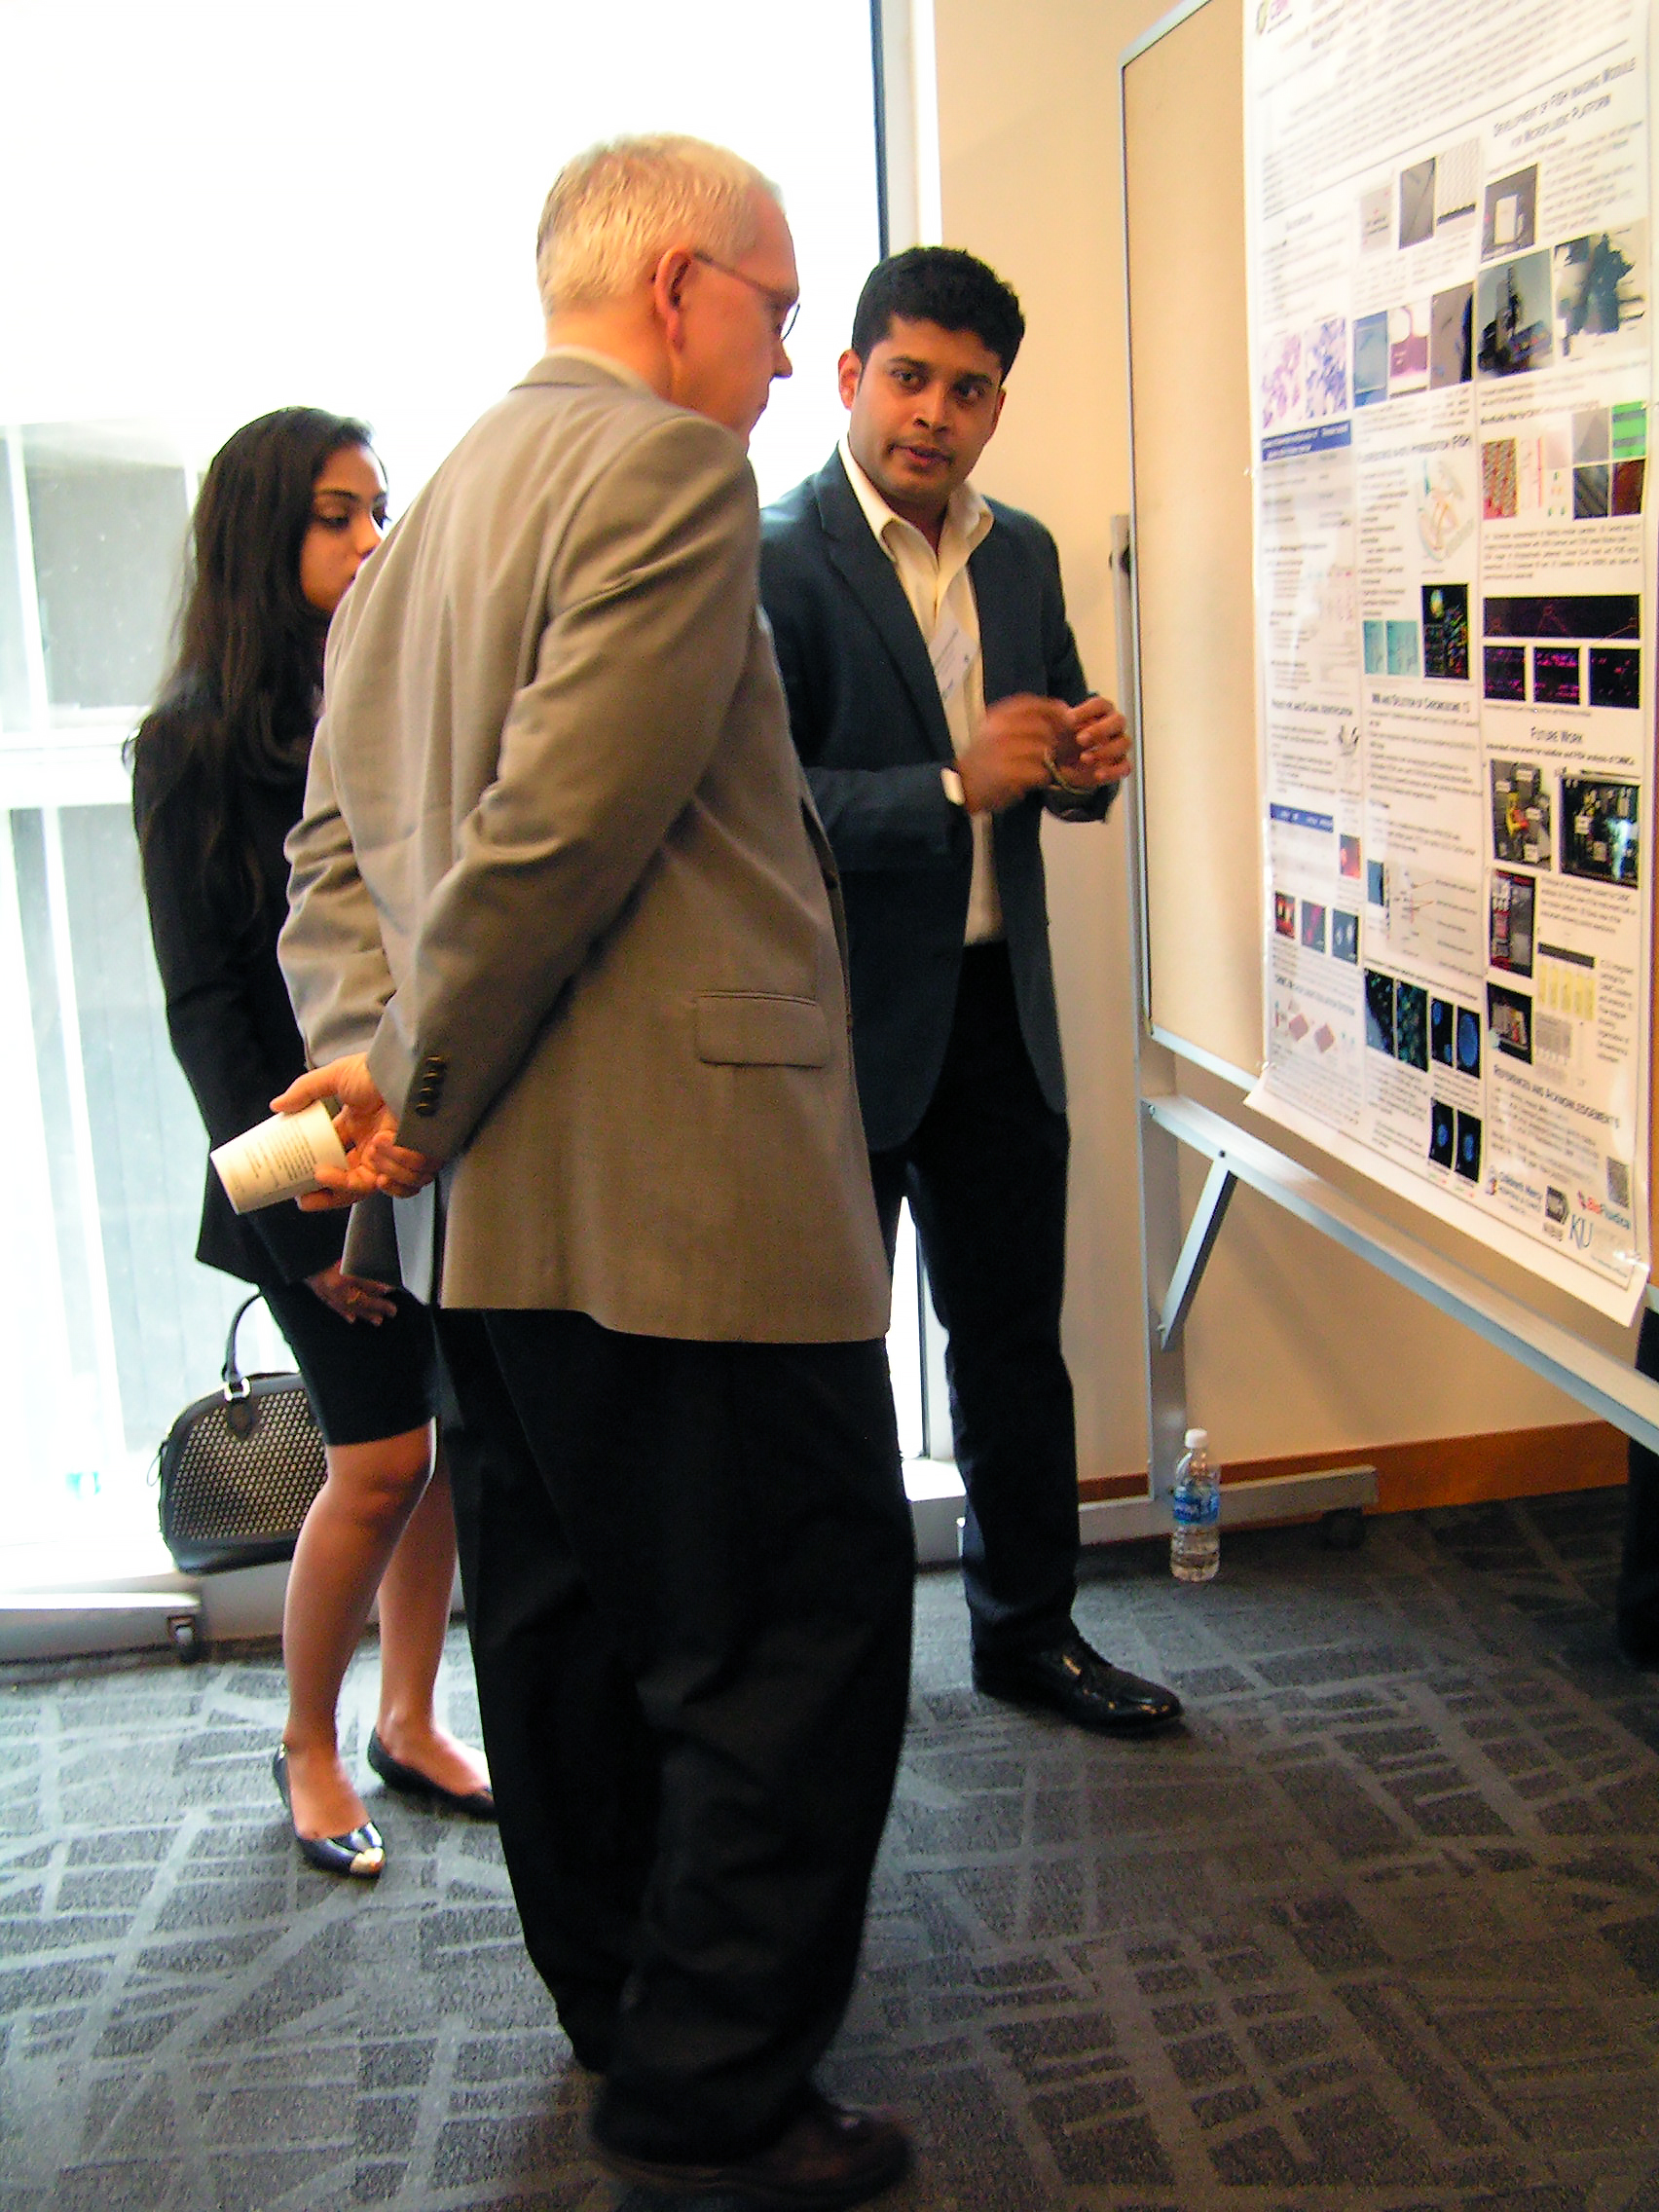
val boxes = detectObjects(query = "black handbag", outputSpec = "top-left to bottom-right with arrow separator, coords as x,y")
158,1294 -> 327,1573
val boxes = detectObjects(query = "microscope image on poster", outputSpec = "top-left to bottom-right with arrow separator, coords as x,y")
1563,777 -> 1641,887
1478,253 -> 1553,375
1555,226 -> 1647,363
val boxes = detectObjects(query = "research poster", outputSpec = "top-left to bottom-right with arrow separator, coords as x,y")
1243,0 -> 1653,1319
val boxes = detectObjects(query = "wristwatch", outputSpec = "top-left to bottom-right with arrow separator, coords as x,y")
941,767 -> 966,808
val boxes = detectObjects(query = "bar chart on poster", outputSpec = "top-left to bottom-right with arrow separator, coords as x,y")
1124,0 -> 1657,1325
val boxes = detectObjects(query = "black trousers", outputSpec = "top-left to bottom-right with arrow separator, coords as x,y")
869,940 -> 1079,1659
433,1307 -> 914,2161
1623,1308 -> 1659,1656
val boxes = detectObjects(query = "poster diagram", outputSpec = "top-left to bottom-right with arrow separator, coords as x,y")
1243,0 -> 1652,1319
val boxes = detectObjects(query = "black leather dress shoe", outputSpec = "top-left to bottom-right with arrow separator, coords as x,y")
592,2091 -> 909,2208
972,1633 -> 1183,1733
366,1729 -> 496,1818
273,1748 -> 385,1879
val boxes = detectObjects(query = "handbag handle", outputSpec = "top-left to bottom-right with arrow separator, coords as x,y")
221,1293 -> 264,1403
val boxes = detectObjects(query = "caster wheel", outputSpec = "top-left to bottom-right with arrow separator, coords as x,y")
1321,1507 -> 1366,1552
166,1613 -> 203,1664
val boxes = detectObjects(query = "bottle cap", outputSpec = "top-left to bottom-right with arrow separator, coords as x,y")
1184,1426 -> 1208,1449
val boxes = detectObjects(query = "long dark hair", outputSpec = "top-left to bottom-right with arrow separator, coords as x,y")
131,406 -> 374,916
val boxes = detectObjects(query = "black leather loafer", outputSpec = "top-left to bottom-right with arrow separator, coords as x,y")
273,1747 -> 385,1878
592,2091 -> 909,2208
972,1633 -> 1183,1734
366,1729 -> 496,1819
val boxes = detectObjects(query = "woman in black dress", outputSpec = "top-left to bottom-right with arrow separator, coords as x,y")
132,409 -> 491,1877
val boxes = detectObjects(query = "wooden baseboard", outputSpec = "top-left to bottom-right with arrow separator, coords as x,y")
1078,1421 -> 1625,1514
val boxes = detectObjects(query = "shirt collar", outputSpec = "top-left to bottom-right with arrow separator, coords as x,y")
837,435 -> 993,562
541,343 -> 653,393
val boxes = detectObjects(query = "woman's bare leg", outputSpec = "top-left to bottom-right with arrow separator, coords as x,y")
280,1421 -> 433,1840
373,1452 -> 491,1799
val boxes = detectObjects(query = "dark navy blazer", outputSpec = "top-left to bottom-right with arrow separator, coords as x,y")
759,449 -> 1111,1153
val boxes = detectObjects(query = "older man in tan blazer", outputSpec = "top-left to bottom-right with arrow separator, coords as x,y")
276,137 -> 914,2210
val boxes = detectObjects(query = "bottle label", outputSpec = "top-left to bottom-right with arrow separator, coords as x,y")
1172,1482 -> 1220,1529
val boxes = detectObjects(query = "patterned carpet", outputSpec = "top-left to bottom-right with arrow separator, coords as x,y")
5,1486 -> 1659,2210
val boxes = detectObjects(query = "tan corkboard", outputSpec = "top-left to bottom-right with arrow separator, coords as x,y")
1124,0 -> 1262,1077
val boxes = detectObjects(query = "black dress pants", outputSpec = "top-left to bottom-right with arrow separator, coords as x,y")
869,940 -> 1080,1659
433,1307 -> 914,2161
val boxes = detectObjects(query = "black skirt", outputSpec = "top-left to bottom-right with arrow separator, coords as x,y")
260,1280 -> 440,1447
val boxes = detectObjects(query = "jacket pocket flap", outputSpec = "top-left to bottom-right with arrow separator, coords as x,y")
694,994 -> 830,1066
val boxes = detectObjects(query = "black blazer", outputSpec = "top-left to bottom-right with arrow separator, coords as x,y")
131,702 -> 345,1289
760,450 -> 1110,1152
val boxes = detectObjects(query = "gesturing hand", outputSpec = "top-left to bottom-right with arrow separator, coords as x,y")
957,694 -> 1075,815
1049,695 -> 1133,792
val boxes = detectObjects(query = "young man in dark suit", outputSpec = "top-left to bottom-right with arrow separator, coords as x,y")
760,246 -> 1180,1737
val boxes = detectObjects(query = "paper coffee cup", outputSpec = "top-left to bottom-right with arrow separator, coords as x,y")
211,1098 -> 348,1214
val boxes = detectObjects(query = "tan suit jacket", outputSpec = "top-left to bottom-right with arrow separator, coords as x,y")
279,354 -> 888,1343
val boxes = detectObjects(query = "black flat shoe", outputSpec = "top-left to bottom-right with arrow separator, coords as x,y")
972,1633 -> 1183,1735
273,1747 -> 385,1879
366,1729 -> 496,1819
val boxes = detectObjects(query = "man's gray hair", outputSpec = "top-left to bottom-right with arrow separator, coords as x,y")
536,135 -> 780,318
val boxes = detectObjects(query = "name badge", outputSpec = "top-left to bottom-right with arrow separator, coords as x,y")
929,610 -> 977,709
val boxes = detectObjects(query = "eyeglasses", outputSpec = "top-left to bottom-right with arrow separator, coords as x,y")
691,250 -> 800,343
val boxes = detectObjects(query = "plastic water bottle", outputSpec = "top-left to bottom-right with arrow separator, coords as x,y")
1171,1426 -> 1220,1583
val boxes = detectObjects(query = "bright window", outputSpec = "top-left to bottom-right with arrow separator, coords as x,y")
0,0 -> 896,1577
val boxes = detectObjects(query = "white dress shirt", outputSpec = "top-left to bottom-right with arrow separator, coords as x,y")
837,436 -> 1003,944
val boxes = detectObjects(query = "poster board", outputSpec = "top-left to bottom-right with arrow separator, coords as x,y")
1124,0 -> 1263,1083
1124,0 -> 1657,1319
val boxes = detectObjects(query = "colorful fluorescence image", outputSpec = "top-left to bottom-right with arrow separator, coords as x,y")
1301,901 -> 1327,953
1590,647 -> 1641,710
1484,645 -> 1525,702
1532,646 -> 1580,706
1431,998 -> 1454,1067
1394,980 -> 1428,1070
1339,835 -> 1362,878
1456,1110 -> 1483,1183
1421,583 -> 1468,681
1365,968 -> 1396,1054
1429,1098 -> 1456,1169
1274,890 -> 1297,939
1331,910 -> 1359,964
